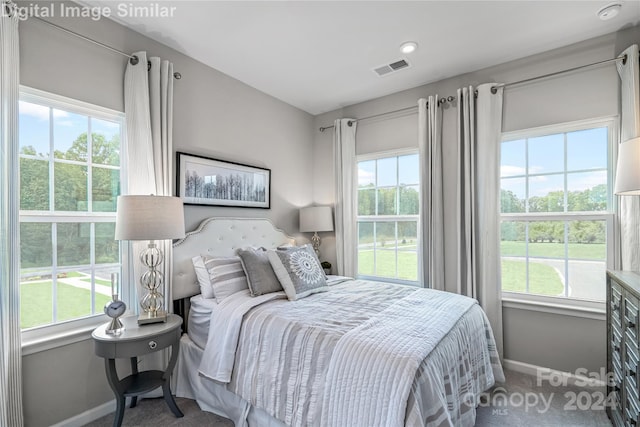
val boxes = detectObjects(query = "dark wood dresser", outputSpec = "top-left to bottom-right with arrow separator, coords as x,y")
607,270 -> 640,426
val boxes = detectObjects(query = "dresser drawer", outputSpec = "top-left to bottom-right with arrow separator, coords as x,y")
625,390 -> 640,427
626,342 -> 640,392
614,322 -> 624,349
613,282 -> 624,320
614,351 -> 624,383
627,329 -> 640,360
625,294 -> 639,340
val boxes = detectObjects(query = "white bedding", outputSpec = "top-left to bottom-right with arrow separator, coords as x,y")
192,277 -> 503,427
187,294 -> 218,349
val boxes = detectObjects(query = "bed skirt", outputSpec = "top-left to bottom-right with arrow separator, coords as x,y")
174,334 -> 287,427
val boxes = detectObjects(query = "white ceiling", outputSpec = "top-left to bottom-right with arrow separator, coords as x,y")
91,1 -> 640,115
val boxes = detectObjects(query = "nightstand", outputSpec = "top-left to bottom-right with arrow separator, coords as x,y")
92,314 -> 184,427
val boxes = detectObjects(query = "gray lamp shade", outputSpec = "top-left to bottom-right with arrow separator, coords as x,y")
615,137 -> 640,195
115,195 -> 186,241
299,206 -> 334,232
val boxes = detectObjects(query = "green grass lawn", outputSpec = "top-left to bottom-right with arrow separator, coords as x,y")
358,248 -> 418,281
357,244 -> 566,296
20,281 -> 111,329
501,259 -> 564,296
501,241 -> 605,260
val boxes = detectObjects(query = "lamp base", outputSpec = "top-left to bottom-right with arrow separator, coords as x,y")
311,231 -> 321,256
138,310 -> 167,325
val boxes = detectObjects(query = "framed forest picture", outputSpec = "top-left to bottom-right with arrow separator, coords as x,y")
176,152 -> 271,209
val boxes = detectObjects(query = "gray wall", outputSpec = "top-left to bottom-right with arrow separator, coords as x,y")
313,26 -> 639,375
19,4 -> 314,426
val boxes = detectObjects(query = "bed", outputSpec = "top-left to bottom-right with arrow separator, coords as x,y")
171,217 -> 504,427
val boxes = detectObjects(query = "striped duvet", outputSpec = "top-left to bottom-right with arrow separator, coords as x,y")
198,278 -> 504,427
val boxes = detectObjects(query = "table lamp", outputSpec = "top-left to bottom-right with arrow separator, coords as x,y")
615,137 -> 640,195
115,195 -> 185,324
299,206 -> 334,256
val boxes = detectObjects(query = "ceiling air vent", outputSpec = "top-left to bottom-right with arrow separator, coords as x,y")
373,59 -> 410,77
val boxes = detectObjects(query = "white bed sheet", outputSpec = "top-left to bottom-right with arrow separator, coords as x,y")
187,294 -> 218,350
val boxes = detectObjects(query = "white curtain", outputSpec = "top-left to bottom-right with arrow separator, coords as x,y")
617,44 -> 640,270
124,51 -> 176,311
418,97 -> 445,290
333,119 -> 357,277
0,1 -> 23,425
456,83 -> 504,358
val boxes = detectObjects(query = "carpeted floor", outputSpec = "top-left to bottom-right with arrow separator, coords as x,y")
85,370 -> 612,426
475,369 -> 612,426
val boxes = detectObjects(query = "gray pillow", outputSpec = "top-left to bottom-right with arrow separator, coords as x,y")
237,247 -> 283,296
267,244 -> 329,301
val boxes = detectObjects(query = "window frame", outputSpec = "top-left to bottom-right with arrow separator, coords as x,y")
356,148 -> 420,286
18,86 -> 131,352
500,116 -> 618,310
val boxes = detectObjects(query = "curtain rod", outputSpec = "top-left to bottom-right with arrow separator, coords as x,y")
318,53 -> 628,132
318,94 -> 462,132
32,16 -> 182,80
491,54 -> 626,94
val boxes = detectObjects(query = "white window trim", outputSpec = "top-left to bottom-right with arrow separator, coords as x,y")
501,296 -> 606,321
18,86 -> 131,353
500,116 -> 618,307
20,86 -> 124,120
356,148 -> 420,284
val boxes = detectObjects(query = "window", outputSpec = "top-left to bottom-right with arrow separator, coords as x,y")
500,119 -> 615,304
19,87 -> 125,331
357,151 -> 419,284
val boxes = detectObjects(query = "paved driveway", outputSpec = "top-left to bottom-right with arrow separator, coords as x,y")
504,256 -> 606,301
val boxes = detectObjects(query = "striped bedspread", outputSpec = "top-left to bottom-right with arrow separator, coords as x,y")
199,278 -> 503,427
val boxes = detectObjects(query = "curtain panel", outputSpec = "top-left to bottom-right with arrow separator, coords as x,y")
456,84 -> 504,358
418,97 -> 445,291
333,119 -> 357,277
0,1 -> 24,424
124,51 -> 176,311
617,44 -> 640,271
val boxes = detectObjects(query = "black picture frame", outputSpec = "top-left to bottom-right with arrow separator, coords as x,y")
176,152 -> 271,209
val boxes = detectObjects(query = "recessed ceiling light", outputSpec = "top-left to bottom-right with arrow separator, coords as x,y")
400,42 -> 418,54
597,3 -> 622,20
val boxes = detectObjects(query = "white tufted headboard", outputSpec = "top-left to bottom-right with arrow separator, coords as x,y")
172,217 -> 295,300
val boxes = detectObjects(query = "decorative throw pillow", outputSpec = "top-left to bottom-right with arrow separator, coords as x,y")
237,247 -> 283,296
267,244 -> 329,301
192,255 -> 215,299
206,256 -> 249,303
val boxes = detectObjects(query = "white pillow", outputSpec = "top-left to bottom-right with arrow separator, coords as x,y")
192,255 -> 215,299
207,256 -> 249,303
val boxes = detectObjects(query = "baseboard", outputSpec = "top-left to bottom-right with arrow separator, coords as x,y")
50,399 -> 116,427
503,358 -> 607,388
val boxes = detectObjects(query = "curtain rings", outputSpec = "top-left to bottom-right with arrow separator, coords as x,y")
128,55 -> 182,80
437,96 -> 456,106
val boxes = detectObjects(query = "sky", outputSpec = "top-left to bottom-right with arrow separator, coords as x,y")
358,153 -> 419,188
19,100 -> 120,161
500,126 -> 608,200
